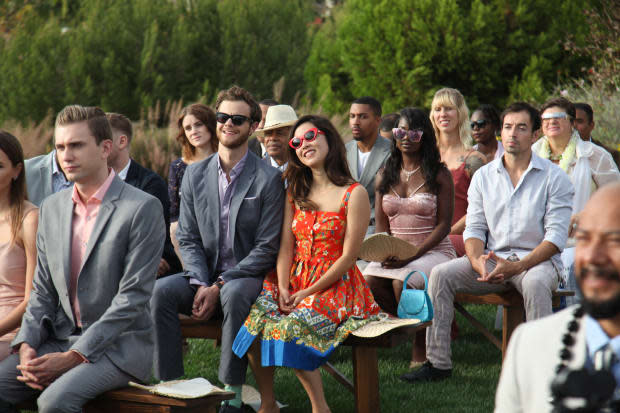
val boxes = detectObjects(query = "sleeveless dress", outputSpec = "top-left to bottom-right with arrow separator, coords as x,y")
0,208 -> 35,360
232,183 -> 380,370
448,151 -> 474,257
363,181 -> 456,289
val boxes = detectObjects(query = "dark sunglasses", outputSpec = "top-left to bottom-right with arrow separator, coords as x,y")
289,127 -> 325,149
215,112 -> 251,126
392,128 -> 423,142
470,120 -> 489,129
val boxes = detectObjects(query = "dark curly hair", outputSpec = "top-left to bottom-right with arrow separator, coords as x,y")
377,107 -> 446,195
284,115 -> 354,210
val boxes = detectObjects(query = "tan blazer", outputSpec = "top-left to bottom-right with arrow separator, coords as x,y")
495,307 -> 588,413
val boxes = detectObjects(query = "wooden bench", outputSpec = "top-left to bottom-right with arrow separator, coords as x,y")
17,386 -> 234,413
454,289 -> 574,359
180,316 -> 430,413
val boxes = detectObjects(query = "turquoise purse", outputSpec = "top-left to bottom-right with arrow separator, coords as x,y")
397,271 -> 433,322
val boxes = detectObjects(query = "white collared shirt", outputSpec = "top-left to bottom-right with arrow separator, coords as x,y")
117,159 -> 132,181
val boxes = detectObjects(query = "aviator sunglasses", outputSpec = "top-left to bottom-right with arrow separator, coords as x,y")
289,127 -> 325,149
215,112 -> 251,126
392,128 -> 423,142
470,119 -> 489,129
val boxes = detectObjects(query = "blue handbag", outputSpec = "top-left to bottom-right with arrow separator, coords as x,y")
397,271 -> 433,322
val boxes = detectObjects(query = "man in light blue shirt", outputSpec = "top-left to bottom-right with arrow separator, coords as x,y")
403,102 -> 574,383
24,149 -> 73,206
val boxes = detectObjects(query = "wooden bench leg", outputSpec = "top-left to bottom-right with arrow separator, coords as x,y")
352,346 -> 380,413
502,302 -> 525,360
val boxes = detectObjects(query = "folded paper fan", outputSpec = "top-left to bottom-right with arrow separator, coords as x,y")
359,232 -> 418,262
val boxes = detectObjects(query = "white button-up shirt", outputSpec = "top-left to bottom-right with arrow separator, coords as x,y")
463,152 -> 574,271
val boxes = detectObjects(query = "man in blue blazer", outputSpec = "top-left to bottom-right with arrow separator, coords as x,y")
151,86 -> 285,413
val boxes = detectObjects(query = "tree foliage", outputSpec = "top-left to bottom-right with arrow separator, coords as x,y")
305,0 -> 591,113
0,0 -> 312,124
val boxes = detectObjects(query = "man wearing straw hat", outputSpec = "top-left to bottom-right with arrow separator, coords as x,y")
256,105 -> 298,172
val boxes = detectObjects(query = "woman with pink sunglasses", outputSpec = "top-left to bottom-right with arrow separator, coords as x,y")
363,107 -> 456,368
233,115 -> 379,413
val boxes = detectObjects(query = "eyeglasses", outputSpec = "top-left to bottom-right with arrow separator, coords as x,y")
541,112 -> 570,122
289,127 -> 325,149
470,120 -> 489,130
392,128 -> 423,142
216,112 -> 251,126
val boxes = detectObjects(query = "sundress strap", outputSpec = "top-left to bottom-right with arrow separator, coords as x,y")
339,183 -> 360,215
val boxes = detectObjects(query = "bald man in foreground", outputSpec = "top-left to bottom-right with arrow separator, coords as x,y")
495,183 -> 620,412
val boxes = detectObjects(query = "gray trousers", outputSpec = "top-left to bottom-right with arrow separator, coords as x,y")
426,256 -> 559,369
151,274 -> 263,384
0,338 -> 131,413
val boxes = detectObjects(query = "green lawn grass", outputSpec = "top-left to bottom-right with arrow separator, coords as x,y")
182,304 -> 502,412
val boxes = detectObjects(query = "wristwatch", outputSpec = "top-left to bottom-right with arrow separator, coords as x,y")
214,278 -> 225,290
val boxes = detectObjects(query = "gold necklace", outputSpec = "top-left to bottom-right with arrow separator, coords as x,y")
401,166 -> 421,182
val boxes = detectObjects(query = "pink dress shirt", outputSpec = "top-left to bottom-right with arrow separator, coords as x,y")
69,169 -> 116,327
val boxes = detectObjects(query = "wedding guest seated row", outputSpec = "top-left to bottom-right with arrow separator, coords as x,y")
0,105 -> 165,412
401,102 -> 575,383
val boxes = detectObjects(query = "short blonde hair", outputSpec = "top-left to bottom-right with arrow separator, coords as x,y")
55,105 -> 112,145
430,88 -> 471,148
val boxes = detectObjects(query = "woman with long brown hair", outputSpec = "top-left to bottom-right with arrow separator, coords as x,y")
167,103 -> 217,260
0,131 -> 38,360
233,115 -> 379,413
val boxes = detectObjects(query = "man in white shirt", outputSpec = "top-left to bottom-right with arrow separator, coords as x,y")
345,96 -> 391,235
402,102 -> 574,382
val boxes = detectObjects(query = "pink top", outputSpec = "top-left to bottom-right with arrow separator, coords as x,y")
0,242 -> 27,342
383,187 -> 453,252
70,169 -> 116,326
0,207 -> 37,342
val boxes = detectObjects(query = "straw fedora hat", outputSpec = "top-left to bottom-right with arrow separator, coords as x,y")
359,232 -> 419,263
258,105 -> 298,134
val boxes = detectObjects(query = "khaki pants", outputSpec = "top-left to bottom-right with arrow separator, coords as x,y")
426,256 -> 559,369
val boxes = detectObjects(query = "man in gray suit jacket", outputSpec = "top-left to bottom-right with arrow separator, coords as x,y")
24,150 -> 73,206
151,86 -> 284,413
495,183 -> 620,413
0,105 -> 165,413
346,96 -> 391,235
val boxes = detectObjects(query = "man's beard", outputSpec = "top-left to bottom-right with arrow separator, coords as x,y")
579,266 -> 620,319
219,131 -> 249,149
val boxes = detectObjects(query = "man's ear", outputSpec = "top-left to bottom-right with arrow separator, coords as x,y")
532,129 -> 541,142
249,121 -> 259,137
101,139 -> 113,158
118,134 -> 129,150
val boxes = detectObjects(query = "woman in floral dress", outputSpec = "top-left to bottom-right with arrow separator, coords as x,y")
233,115 -> 380,413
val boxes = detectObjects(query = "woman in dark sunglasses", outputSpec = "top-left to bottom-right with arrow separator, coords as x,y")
363,107 -> 456,369
471,104 -> 502,162
168,103 -> 217,261
233,115 -> 380,413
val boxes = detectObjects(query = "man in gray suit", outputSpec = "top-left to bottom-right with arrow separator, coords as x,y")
495,183 -> 620,412
24,150 -> 72,206
346,96 -> 391,235
0,105 -> 165,413
151,86 -> 284,413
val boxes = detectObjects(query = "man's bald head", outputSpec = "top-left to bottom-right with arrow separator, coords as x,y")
575,183 -> 620,319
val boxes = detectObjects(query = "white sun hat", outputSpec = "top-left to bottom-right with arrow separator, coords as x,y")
258,105 -> 298,134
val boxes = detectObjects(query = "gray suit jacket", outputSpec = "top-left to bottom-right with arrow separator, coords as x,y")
13,176 -> 165,381
177,152 -> 284,284
24,152 -> 56,207
495,307 -> 587,412
345,136 -> 391,225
